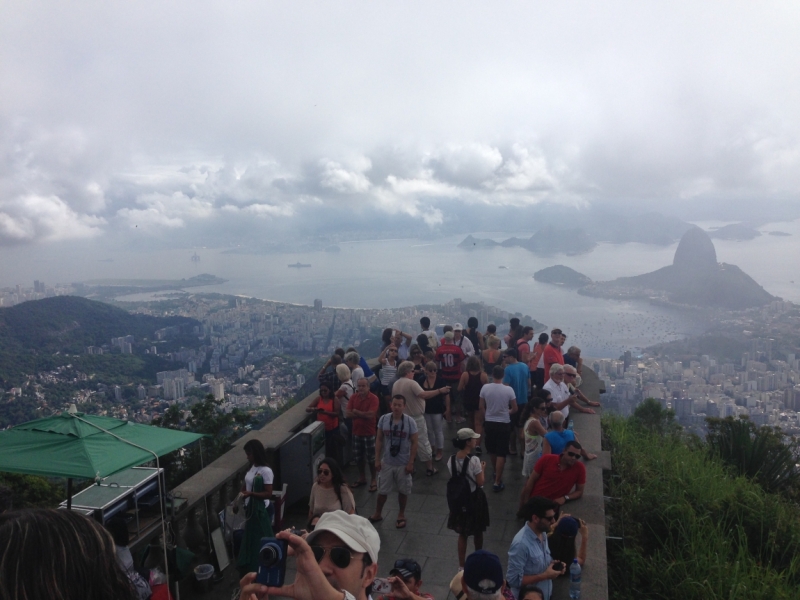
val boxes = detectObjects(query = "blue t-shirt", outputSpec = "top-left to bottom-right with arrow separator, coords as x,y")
359,356 -> 374,378
503,362 -> 530,405
545,430 -> 575,455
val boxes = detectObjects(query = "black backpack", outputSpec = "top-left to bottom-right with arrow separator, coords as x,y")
447,455 -> 473,514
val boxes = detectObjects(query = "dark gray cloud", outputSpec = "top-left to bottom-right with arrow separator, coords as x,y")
2,2 -> 800,246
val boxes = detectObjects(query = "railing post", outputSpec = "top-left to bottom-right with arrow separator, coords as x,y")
183,505 -> 206,554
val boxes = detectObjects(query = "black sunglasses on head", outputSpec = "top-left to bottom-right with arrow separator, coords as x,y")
310,545 -> 359,569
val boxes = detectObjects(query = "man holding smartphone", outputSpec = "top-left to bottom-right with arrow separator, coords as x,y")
507,497 -> 565,600
239,511 -> 379,600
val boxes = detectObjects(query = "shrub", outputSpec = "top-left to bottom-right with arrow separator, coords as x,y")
604,415 -> 800,599
706,416 -> 800,497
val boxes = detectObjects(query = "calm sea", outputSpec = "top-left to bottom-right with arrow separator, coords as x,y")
3,219 -> 799,358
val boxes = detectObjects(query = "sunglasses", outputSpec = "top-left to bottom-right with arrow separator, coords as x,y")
564,373 -> 576,377
317,469 -> 331,475
310,546 -> 360,569
538,514 -> 556,522
566,451 -> 581,458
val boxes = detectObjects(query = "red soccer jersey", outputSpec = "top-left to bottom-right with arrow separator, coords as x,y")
530,453 -> 586,500
543,343 -> 565,382
435,344 -> 466,381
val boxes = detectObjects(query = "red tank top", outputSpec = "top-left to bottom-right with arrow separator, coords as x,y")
317,397 -> 339,431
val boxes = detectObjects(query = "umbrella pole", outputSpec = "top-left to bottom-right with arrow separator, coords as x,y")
67,478 -> 73,510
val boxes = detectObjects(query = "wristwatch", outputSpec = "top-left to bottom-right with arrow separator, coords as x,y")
564,495 -> 570,502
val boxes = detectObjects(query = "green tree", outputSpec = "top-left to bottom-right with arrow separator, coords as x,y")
0,473 -> 65,509
706,416 -> 800,497
631,398 -> 678,436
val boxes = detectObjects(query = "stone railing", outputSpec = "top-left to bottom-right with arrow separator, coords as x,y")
131,386 -> 320,558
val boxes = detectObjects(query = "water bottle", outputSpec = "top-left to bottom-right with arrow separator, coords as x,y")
567,418 -> 574,431
569,559 -> 582,599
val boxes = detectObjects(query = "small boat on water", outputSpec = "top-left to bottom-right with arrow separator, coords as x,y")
288,262 -> 312,268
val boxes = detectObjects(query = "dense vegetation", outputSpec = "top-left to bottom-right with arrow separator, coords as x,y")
0,296 -> 197,354
605,401 -> 800,599
0,296 -> 199,387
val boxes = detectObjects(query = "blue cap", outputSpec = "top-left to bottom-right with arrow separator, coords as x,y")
555,516 -> 579,538
463,550 -> 503,594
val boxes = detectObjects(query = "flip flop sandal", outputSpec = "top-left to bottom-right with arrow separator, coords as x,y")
351,480 -> 367,488
396,518 -> 407,529
368,516 -> 384,524
426,468 -> 438,476
368,483 -> 378,492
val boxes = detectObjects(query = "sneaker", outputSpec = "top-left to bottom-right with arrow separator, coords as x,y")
492,482 -> 505,493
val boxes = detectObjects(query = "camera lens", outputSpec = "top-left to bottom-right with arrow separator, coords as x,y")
259,544 -> 279,567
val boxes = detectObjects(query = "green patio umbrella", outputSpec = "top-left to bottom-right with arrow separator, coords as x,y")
0,410 -> 206,506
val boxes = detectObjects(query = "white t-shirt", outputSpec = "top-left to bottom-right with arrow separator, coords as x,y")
543,378 -> 571,419
396,340 -> 410,361
337,380 -> 355,415
447,454 -> 483,492
454,335 -> 475,357
421,329 -> 439,349
479,382 -> 516,423
245,465 -> 274,508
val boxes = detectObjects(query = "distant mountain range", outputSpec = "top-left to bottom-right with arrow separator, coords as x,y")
577,227 -> 776,309
0,297 -> 199,387
708,223 -> 761,240
458,212 -> 694,256
533,265 -> 592,287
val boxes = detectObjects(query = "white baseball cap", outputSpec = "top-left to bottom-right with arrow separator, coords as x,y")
453,323 -> 464,331
305,510 -> 381,563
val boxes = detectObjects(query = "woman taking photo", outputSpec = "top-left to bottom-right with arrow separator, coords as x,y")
307,458 -> 355,529
421,360 -> 450,462
237,439 -> 275,576
446,428 -> 489,569
307,384 -> 342,464
408,343 -> 426,381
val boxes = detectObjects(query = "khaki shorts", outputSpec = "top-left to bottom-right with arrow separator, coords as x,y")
378,464 -> 413,496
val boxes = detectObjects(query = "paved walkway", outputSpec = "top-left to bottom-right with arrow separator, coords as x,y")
189,408 -> 607,600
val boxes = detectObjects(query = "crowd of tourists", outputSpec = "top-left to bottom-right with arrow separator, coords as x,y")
293,316 -> 599,600
0,316 -> 598,600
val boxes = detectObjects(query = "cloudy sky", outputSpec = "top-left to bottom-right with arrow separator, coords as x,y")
2,1 -> 800,247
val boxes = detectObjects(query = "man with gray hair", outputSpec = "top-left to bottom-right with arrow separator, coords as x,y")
392,361 -> 451,476
562,364 -> 600,411
543,364 -> 595,422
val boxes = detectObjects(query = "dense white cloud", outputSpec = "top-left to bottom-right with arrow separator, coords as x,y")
0,194 -> 105,243
2,1 -> 800,245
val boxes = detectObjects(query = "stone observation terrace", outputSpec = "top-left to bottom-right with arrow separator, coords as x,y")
134,366 -> 609,600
